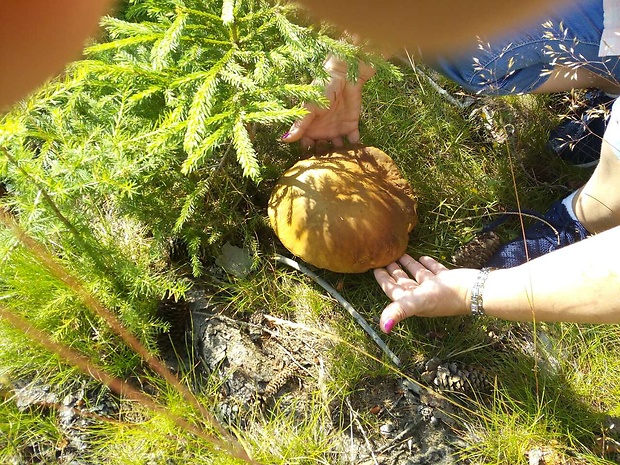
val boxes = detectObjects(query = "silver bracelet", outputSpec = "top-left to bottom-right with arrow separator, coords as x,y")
470,267 -> 495,317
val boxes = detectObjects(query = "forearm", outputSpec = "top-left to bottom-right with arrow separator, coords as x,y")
483,227 -> 620,324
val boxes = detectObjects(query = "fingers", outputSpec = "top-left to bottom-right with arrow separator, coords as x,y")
373,268 -> 396,297
283,132 -> 349,152
397,254 -> 448,281
300,136 -> 314,153
419,255 -> 448,274
373,267 -> 416,302
374,255 -> 422,295
282,111 -> 317,144
346,128 -> 360,144
385,262 -> 410,282
379,299 -> 410,334
330,136 -> 344,147
315,140 -> 331,153
283,126 -> 350,151
395,255 -> 434,284
307,136 -> 346,152
375,255 -> 451,334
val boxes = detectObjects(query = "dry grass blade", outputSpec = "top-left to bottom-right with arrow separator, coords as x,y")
0,207 -> 255,463
0,305 -> 257,463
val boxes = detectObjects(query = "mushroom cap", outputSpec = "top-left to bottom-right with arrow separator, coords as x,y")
268,145 -> 418,273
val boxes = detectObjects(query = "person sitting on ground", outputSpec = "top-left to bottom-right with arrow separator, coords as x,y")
433,0 -> 620,168
284,0 -> 620,167
285,0 -> 620,331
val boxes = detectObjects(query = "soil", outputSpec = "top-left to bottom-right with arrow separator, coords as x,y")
3,288 -> 486,465
186,288 -> 473,465
6,381 -> 119,464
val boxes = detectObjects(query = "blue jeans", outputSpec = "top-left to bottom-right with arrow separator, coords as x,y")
433,0 -> 620,95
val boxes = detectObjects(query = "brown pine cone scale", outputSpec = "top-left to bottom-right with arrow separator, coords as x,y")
452,231 -> 501,269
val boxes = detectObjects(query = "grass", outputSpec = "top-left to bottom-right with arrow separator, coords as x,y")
1,26 -> 619,465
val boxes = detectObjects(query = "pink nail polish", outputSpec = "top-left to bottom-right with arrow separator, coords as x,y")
280,132 -> 290,140
382,318 -> 395,333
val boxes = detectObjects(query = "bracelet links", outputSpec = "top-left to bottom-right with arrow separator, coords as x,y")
470,267 -> 495,317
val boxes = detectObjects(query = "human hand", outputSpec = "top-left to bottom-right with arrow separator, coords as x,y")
373,255 -> 479,333
281,55 -> 375,150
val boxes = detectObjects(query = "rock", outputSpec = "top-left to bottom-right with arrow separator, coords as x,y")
380,422 -> 395,437
195,312 -> 276,407
215,242 -> 254,279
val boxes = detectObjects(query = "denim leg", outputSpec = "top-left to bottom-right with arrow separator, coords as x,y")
432,0 -> 620,95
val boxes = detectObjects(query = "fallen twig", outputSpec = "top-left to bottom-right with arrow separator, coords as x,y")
376,423 -> 415,455
261,313 -> 425,396
274,254 -> 401,367
403,49 -> 475,109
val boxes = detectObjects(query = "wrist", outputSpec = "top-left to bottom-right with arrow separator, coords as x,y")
453,268 -> 485,317
469,267 -> 496,317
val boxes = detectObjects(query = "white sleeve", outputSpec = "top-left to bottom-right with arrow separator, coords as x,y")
604,98 -> 620,159
600,0 -> 620,56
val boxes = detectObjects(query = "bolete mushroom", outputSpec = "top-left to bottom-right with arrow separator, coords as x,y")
268,145 -> 418,273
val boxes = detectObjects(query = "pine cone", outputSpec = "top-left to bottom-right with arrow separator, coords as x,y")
420,357 -> 491,394
452,231 -> 502,269
262,364 -> 301,399
247,311 -> 265,342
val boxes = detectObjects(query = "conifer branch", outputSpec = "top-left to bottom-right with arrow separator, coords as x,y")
243,107 -> 308,124
180,7 -> 226,25
150,11 -> 188,71
182,122 -> 230,175
232,117 -> 260,180
85,34 -> 161,54
183,49 -> 234,154
99,16 -> 162,38
173,179 -> 210,234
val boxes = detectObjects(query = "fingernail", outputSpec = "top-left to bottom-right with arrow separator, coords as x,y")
382,318 -> 395,334
280,132 -> 290,140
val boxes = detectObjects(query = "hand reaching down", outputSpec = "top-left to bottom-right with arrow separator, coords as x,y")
281,56 -> 375,150
373,255 -> 479,333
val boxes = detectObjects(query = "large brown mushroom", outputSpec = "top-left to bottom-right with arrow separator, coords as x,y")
268,145 -> 418,273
